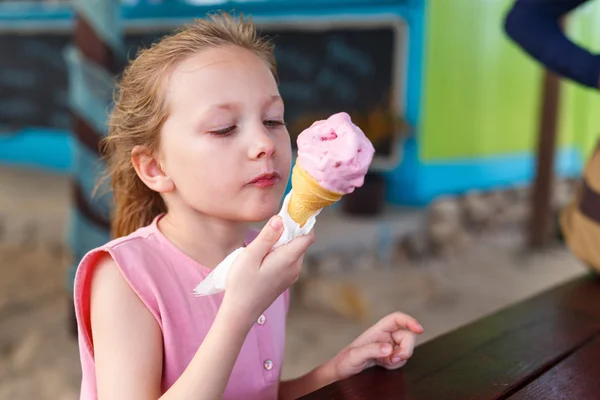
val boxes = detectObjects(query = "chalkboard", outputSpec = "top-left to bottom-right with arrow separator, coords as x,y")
268,25 -> 399,156
0,22 -> 402,156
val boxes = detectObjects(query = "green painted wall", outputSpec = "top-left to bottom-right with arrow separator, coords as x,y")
421,0 -> 600,162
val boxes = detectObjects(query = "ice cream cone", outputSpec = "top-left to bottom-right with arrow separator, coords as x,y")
288,163 -> 343,227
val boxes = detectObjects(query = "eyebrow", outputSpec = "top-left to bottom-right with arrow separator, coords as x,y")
266,95 -> 283,107
209,95 -> 283,112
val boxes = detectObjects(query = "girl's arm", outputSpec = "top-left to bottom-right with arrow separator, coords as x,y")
90,254 -> 252,400
278,312 -> 423,399
278,363 -> 338,400
504,0 -> 600,89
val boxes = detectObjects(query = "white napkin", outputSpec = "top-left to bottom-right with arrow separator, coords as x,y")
192,190 -> 320,296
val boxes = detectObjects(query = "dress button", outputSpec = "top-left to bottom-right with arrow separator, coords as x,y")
263,359 -> 274,371
257,314 -> 266,325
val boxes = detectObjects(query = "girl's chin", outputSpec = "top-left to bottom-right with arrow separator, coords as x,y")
247,208 -> 282,223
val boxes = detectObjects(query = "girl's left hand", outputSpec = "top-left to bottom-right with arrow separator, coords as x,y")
330,312 -> 424,380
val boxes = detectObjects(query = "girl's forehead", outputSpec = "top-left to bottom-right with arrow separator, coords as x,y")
166,47 -> 278,107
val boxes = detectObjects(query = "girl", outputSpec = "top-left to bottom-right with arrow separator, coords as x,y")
73,12 -> 423,400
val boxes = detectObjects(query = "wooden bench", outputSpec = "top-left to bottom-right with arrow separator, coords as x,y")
300,272 -> 600,399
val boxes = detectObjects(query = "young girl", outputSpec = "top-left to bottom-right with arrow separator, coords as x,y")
73,12 -> 423,400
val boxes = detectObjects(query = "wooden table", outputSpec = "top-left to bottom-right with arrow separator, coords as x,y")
300,272 -> 600,399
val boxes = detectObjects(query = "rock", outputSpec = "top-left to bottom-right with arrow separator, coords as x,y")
399,232 -> 430,261
429,196 -> 462,224
427,195 -> 471,254
428,220 -> 470,255
503,202 -> 529,228
462,190 -> 494,230
489,191 -> 510,214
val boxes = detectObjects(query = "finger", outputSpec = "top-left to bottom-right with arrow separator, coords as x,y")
346,342 -> 394,370
352,312 -> 423,347
262,231 -> 315,272
391,332 -> 416,362
378,312 -> 423,334
245,216 -> 284,260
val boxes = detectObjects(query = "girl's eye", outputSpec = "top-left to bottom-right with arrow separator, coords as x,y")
210,125 -> 236,136
264,120 -> 285,128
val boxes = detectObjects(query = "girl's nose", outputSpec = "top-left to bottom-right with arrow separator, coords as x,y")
249,126 -> 276,160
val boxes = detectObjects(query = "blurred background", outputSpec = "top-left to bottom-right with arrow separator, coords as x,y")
0,0 -> 597,398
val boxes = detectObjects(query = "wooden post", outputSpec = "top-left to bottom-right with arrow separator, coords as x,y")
528,71 -> 561,248
67,6 -> 120,335
528,20 -> 566,249
72,15 -> 115,228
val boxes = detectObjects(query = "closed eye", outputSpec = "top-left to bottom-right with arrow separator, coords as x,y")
264,120 -> 285,128
210,125 -> 236,136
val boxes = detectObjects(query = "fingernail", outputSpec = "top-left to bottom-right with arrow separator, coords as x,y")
392,356 -> 402,363
270,217 -> 282,229
381,344 -> 392,354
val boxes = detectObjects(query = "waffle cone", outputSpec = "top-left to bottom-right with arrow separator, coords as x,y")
288,164 -> 343,227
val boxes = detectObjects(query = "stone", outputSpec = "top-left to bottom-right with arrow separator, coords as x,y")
428,220 -> 470,256
399,232 -> 430,261
429,196 -> 462,224
489,190 -> 511,214
462,190 -> 494,230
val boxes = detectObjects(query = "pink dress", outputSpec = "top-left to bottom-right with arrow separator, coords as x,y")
73,215 -> 289,399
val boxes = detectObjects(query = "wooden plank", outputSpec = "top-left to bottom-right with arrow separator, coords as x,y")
301,314 -> 600,400
508,335 -> 600,400
300,274 -> 600,400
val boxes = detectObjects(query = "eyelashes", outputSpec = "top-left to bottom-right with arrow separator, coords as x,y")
263,120 -> 286,128
209,120 -> 286,137
211,125 -> 236,136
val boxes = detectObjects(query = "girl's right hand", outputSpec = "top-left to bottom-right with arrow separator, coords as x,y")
223,216 -> 314,327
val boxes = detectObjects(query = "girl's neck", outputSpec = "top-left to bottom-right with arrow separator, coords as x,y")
157,208 -> 249,269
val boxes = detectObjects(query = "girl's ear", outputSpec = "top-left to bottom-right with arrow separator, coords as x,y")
131,145 -> 175,193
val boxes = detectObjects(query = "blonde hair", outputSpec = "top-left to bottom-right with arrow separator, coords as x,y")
100,12 -> 277,238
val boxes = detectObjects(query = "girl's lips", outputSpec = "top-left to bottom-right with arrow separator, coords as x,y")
247,172 -> 281,188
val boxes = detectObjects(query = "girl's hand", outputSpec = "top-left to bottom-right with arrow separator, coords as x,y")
223,216 -> 314,327
331,312 -> 424,380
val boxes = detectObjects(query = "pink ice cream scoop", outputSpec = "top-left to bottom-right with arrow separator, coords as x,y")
296,112 -> 375,194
